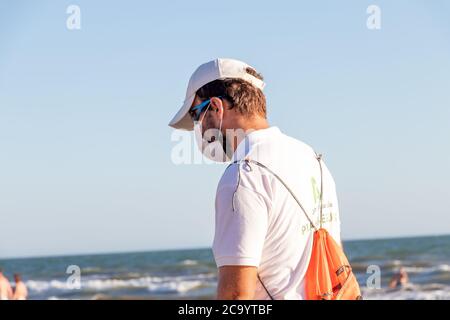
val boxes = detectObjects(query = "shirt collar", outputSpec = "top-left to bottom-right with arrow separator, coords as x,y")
232,126 -> 281,162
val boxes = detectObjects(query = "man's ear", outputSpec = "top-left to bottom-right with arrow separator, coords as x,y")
210,97 -> 224,115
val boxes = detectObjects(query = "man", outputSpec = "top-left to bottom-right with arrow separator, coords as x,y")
0,268 -> 13,300
389,267 -> 409,289
169,58 -> 341,299
13,274 -> 28,300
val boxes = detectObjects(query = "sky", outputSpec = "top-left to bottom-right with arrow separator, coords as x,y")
0,0 -> 449,259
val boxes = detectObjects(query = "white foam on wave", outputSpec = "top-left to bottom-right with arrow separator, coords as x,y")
26,273 -> 216,295
362,284 -> 450,300
180,259 -> 199,266
401,264 -> 450,274
387,260 -> 403,267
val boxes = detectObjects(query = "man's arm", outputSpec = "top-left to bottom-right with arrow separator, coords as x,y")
216,265 -> 258,300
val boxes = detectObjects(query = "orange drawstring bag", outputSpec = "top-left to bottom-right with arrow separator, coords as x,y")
305,228 -> 362,300
304,154 -> 361,300
234,154 -> 362,300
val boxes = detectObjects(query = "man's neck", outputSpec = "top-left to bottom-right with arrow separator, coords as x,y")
231,118 -> 270,152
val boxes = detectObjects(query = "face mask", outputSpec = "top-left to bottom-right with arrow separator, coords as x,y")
193,103 -> 231,163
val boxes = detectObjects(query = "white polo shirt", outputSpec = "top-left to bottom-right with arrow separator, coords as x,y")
212,126 -> 341,300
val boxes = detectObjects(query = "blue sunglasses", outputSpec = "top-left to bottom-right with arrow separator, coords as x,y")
189,96 -> 223,122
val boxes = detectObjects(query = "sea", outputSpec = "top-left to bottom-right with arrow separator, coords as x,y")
1,234 -> 449,300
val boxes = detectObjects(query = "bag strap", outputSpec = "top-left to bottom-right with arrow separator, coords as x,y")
316,153 -> 324,228
227,152 -> 325,300
230,154 -> 324,230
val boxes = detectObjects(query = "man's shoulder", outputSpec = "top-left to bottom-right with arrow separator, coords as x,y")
217,162 -> 240,192
216,129 -> 320,193
216,160 -> 269,196
278,131 -> 317,155
249,131 -> 318,171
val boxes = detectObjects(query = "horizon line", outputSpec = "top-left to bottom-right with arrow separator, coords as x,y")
1,232 -> 449,261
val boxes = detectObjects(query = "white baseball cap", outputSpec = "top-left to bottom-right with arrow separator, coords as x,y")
168,58 -> 266,130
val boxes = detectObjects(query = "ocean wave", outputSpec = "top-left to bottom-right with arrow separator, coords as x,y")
81,267 -> 104,274
382,260 -> 403,268
26,273 -> 216,295
180,259 -> 199,266
362,283 -> 450,300
400,264 -> 450,274
352,262 -> 450,275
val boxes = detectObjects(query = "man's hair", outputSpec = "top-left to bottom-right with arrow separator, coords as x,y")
196,67 -> 266,118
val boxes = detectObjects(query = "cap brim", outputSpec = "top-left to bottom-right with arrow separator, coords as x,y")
168,94 -> 195,131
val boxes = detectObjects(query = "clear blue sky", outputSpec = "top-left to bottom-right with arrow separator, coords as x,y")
0,0 -> 449,258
